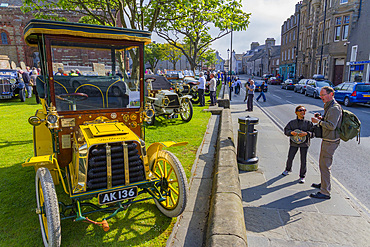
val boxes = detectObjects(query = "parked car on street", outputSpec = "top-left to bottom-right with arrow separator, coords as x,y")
0,69 -> 26,101
254,80 -> 268,92
334,82 -> 370,106
281,79 -> 298,90
267,77 -> 281,85
294,79 -> 309,94
262,74 -> 273,80
305,79 -> 333,98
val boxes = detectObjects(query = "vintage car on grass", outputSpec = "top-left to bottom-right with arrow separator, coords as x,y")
146,77 -> 193,125
22,19 -> 188,247
0,69 -> 26,101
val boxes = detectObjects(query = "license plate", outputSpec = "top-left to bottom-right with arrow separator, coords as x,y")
98,187 -> 138,205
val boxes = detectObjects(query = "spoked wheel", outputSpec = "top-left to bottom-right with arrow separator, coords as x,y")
36,167 -> 61,247
149,150 -> 188,217
180,101 -> 193,122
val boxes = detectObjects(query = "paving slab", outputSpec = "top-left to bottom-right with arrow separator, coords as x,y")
233,75 -> 370,247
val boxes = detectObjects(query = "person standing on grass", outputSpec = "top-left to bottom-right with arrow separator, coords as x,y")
208,73 -> 217,106
245,80 -> 255,111
197,72 -> 206,107
282,105 -> 314,183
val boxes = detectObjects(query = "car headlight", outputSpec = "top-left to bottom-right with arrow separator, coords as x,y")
47,114 -> 58,124
46,104 -> 60,129
162,97 -> 170,106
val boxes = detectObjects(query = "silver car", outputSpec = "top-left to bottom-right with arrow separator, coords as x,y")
305,79 -> 333,98
294,79 -> 309,94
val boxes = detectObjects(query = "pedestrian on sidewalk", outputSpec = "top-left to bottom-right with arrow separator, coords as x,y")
234,77 -> 241,95
228,76 -> 234,101
244,78 -> 251,102
256,81 -> 266,102
282,105 -> 314,183
197,72 -> 206,106
208,73 -> 217,106
310,86 -> 342,199
245,80 -> 255,111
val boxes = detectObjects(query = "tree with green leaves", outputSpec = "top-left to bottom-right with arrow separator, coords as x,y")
155,0 -> 250,72
21,0 -> 171,78
197,48 -> 217,70
145,43 -> 166,72
162,43 -> 183,70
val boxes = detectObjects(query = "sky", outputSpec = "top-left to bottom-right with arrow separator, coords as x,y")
211,0 -> 300,59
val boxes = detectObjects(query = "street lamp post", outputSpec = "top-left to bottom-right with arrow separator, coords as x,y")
230,28 -> 233,76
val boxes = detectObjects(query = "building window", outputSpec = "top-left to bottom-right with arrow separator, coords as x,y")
350,45 -> 358,62
334,17 -> 342,41
1,32 -> 8,44
340,0 -> 348,4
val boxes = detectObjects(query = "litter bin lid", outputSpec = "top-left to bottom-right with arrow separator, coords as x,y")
238,116 -> 259,124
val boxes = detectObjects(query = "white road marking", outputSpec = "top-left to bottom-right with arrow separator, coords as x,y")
273,94 -> 282,99
286,100 -> 294,104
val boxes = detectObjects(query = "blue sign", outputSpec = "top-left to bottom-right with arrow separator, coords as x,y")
348,60 -> 370,66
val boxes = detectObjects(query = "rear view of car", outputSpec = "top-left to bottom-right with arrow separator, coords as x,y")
267,77 -> 281,85
294,79 -> 309,94
334,82 -> 370,106
254,80 -> 268,92
281,79 -> 297,90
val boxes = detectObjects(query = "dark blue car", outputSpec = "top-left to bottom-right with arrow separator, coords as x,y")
334,82 -> 370,106
0,69 -> 26,102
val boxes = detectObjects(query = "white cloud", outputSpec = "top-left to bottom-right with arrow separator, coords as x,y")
213,0 -> 300,58
152,0 -> 300,60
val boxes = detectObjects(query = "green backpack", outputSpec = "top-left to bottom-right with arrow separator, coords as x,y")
337,109 -> 361,142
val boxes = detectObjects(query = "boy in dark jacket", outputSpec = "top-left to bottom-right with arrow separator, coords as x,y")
282,105 -> 314,183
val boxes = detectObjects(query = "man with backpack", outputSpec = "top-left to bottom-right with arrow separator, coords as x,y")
310,86 -> 342,199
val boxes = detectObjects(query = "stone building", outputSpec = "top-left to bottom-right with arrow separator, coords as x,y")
244,38 -> 280,77
280,2 -> 301,79
344,0 -> 370,82
297,0 -> 362,85
0,1 -> 80,68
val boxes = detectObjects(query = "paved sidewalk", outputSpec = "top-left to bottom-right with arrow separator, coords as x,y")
232,75 -> 370,247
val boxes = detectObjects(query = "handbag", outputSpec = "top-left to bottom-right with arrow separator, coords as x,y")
313,124 -> 322,138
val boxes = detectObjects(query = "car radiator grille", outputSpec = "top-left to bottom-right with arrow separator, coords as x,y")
167,95 -> 180,107
86,142 -> 146,190
0,79 -> 11,93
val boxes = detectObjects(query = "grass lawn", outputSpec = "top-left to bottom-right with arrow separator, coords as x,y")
0,95 -> 211,246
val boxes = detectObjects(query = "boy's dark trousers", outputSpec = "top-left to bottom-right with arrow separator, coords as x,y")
285,145 -> 308,178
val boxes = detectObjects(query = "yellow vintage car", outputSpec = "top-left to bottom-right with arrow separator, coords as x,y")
22,19 -> 188,247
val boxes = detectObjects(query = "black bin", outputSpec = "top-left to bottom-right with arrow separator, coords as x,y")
237,116 -> 259,171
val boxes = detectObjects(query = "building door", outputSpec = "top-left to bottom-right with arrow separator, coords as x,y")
333,65 -> 344,85
333,59 -> 344,85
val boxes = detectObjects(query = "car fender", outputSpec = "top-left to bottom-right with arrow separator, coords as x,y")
180,95 -> 192,100
147,141 -> 188,162
147,96 -> 158,101
17,82 -> 25,89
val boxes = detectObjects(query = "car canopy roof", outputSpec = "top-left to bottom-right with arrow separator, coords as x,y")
24,19 -> 151,46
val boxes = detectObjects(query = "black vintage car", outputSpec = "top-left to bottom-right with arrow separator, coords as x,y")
0,69 -> 26,101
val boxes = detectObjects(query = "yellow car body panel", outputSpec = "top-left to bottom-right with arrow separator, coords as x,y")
80,122 -> 141,147
33,109 -> 54,156
147,141 -> 188,161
